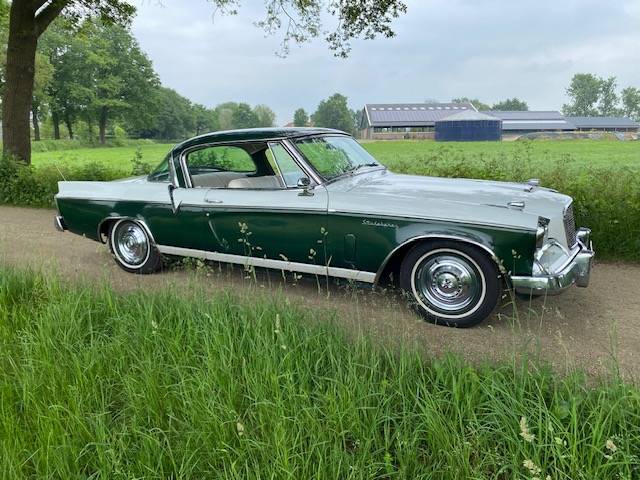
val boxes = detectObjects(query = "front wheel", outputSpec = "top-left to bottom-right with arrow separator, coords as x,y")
109,219 -> 162,274
400,241 -> 500,327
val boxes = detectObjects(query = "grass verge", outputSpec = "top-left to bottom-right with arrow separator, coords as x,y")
0,267 -> 638,478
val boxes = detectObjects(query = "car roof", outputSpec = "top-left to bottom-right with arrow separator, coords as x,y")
174,127 -> 348,151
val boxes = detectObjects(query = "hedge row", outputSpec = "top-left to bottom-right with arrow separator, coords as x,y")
0,153 -> 638,261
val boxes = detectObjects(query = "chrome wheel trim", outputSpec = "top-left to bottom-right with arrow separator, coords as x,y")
410,248 -> 486,319
111,220 -> 151,269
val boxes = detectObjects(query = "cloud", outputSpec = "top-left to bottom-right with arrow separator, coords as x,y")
131,0 -> 640,124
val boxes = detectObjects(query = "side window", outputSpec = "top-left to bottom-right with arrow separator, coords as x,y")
267,142 -> 306,188
187,146 -> 256,174
147,153 -> 172,183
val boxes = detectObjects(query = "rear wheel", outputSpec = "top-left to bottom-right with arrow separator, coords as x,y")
108,219 -> 162,274
399,241 -> 500,327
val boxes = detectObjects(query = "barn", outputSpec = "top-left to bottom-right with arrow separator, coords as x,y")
435,111 -> 502,142
359,102 -> 476,140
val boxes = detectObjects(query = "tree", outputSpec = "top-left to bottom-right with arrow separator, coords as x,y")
253,104 -> 276,127
2,0 -> 406,163
31,52 -> 54,141
85,22 -> 158,144
293,108 -> 309,127
492,98 -> 528,111
598,76 -> 620,116
192,103 -> 217,135
232,103 -> 260,129
562,73 -> 601,116
312,93 -> 355,134
2,0 -> 135,162
621,87 -> 640,121
451,97 -> 491,111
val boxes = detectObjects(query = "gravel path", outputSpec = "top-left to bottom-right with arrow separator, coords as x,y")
1,205 -> 639,380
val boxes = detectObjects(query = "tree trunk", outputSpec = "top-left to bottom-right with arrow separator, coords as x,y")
32,102 -> 41,142
87,117 -> 94,142
64,113 -> 74,140
99,107 -> 108,145
52,110 -> 61,140
2,3 -> 38,164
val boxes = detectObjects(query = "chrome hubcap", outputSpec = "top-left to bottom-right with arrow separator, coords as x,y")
415,254 -> 480,313
115,223 -> 148,266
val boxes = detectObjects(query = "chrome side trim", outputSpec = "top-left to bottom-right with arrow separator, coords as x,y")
330,210 -> 535,233
374,234 -> 501,284
54,215 -> 66,232
56,196 -> 170,205
177,204 -> 327,214
97,216 -> 157,246
156,245 -> 376,283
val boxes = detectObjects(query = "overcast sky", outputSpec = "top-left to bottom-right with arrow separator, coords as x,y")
131,0 -> 640,124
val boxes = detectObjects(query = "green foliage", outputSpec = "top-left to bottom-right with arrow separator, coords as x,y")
562,73 -> 635,117
231,103 -> 261,129
129,147 -> 153,176
312,93 -> 356,134
621,87 -> 640,121
452,97 -> 491,110
293,108 -> 309,127
0,267 -> 638,477
31,138 -> 157,153
492,98 -> 529,111
369,140 -> 640,261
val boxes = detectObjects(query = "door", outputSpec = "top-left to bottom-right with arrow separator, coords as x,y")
173,141 -> 330,267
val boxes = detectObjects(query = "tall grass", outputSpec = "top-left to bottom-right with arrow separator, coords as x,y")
0,268 -> 638,478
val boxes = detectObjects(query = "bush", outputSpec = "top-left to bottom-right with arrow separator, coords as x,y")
385,143 -> 640,262
0,156 -> 128,208
0,267 -> 639,478
30,138 -> 157,153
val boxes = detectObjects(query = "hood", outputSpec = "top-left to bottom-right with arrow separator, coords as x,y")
327,171 -> 572,241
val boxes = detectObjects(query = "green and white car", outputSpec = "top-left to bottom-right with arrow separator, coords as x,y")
54,128 -> 594,327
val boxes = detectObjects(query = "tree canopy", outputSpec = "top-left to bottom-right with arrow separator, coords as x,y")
312,93 -> 357,134
492,98 -> 528,111
293,108 -> 310,127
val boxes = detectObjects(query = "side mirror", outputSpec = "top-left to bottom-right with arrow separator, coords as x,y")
297,177 -> 314,196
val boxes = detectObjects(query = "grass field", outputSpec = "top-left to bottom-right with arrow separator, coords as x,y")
32,143 -> 173,172
29,139 -> 639,173
1,267 -> 639,478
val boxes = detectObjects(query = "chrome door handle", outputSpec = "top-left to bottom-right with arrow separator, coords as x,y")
205,199 -> 223,204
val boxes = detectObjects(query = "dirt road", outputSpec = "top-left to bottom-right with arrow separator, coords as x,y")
1,206 -> 639,379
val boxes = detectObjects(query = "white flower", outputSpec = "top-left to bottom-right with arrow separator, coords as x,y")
523,459 -> 541,476
520,417 -> 535,443
236,422 -> 245,436
606,439 -> 617,453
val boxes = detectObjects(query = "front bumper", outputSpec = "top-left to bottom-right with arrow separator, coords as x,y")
511,228 -> 594,295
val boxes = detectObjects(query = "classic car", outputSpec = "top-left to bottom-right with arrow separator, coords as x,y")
54,128 -> 594,327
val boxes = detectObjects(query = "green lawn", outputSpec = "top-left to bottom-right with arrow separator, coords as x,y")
365,139 -> 640,171
32,143 -> 174,172
30,139 -> 639,175
1,267 -> 639,478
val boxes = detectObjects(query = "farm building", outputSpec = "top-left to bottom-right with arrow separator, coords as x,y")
567,116 -> 639,132
480,110 -> 575,137
358,102 -> 639,139
435,111 -> 502,142
359,102 -> 476,140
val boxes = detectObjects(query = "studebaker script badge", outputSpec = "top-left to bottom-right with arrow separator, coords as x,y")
362,219 -> 398,229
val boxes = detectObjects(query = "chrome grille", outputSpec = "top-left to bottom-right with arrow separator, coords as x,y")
563,203 -> 577,246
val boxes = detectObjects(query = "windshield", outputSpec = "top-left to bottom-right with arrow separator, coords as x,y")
294,136 -> 382,181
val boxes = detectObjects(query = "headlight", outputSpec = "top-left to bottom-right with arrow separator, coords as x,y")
536,217 -> 549,249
